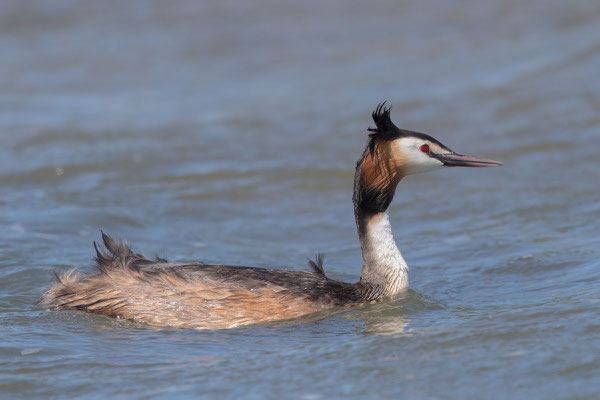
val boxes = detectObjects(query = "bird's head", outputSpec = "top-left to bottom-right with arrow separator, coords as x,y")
364,103 -> 502,178
353,103 -> 502,217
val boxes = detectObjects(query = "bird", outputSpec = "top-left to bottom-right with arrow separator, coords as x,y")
37,103 -> 502,330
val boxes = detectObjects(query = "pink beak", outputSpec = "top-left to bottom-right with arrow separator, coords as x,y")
438,152 -> 503,168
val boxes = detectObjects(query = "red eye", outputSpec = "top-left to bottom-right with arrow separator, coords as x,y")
420,144 -> 430,153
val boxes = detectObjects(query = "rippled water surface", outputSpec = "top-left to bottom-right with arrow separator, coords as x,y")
1,1 -> 599,398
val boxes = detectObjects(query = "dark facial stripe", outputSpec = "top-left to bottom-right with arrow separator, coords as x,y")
397,129 -> 451,152
370,102 -> 451,152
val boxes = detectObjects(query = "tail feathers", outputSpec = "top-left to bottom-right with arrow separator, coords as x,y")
36,232 -> 153,308
35,267 -> 128,317
307,253 -> 326,277
35,269 -> 82,306
93,231 -> 154,274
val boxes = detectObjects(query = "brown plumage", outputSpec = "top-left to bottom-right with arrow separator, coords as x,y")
37,103 -> 502,330
37,233 -> 369,330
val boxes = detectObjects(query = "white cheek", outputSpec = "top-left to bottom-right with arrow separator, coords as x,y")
395,138 -> 445,175
404,152 -> 443,175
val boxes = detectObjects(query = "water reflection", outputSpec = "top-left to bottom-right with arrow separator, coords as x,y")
362,316 -> 412,336
342,289 -> 443,336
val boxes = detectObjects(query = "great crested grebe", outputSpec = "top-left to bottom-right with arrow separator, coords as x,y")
37,103 -> 501,330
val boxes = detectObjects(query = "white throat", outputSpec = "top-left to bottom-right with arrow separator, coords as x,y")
358,212 -> 408,295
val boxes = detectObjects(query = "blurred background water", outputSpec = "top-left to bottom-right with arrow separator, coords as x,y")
1,0 -> 599,398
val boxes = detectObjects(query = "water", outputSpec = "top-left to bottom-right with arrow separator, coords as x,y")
1,0 -> 599,398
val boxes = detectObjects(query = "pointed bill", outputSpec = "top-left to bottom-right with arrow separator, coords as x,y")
437,153 -> 503,167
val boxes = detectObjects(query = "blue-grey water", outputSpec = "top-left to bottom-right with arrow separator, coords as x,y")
1,1 -> 599,399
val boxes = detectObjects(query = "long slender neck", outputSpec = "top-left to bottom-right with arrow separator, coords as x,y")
352,145 -> 408,298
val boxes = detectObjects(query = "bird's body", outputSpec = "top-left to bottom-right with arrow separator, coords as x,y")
37,103 -> 501,330
38,236 -> 369,329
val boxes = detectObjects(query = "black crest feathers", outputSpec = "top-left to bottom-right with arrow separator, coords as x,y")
368,102 -> 401,141
367,102 -> 449,152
